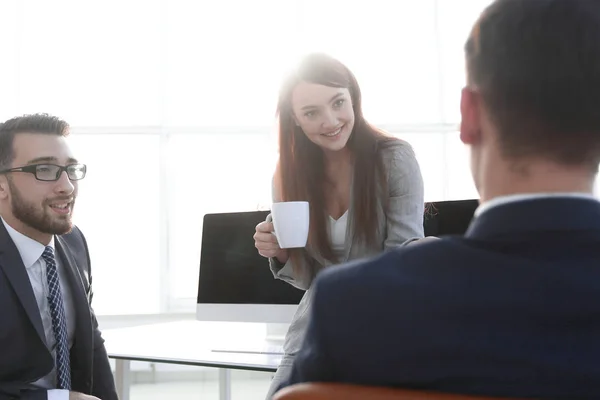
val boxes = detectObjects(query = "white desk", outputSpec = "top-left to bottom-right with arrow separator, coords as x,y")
103,320 -> 283,400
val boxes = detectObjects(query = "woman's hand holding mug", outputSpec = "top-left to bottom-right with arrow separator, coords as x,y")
254,221 -> 289,264
254,201 -> 309,264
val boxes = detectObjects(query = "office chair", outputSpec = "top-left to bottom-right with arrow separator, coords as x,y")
273,383 -> 521,400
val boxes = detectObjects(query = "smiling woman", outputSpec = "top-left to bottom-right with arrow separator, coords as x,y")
253,53 -> 426,399
290,83 -> 355,153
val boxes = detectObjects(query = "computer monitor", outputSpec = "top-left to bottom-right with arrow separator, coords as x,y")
196,211 -> 304,324
196,199 -> 479,324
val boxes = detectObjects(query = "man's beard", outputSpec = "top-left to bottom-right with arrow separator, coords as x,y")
8,179 -> 74,236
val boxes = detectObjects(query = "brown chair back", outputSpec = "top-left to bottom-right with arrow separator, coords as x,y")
273,383 -> 523,400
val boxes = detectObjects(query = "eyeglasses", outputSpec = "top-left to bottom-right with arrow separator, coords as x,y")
0,163 -> 87,181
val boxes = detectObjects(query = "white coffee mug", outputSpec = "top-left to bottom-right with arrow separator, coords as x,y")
271,201 -> 309,249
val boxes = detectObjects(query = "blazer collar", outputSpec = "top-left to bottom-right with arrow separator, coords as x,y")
466,197 -> 600,240
55,234 -> 94,378
0,220 -> 46,344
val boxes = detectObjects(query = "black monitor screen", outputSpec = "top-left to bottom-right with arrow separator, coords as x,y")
197,211 -> 304,305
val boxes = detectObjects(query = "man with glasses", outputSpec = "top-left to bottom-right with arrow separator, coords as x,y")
0,114 -> 117,400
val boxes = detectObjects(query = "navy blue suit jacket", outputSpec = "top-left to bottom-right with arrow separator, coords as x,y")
0,224 -> 117,400
279,197 -> 600,399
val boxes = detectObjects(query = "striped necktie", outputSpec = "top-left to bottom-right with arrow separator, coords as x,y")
41,246 -> 71,390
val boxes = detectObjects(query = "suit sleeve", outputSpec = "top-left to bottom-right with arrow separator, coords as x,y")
76,228 -> 118,400
275,275 -> 335,391
384,141 -> 425,249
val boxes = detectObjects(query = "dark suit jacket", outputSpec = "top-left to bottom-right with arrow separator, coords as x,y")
0,223 -> 118,400
280,197 -> 600,399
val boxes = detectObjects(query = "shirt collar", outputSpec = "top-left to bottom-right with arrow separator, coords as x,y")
1,217 -> 55,269
475,192 -> 597,218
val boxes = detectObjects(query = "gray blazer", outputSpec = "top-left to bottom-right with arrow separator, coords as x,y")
268,139 -> 425,354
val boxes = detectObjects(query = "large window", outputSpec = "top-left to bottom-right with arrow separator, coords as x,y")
70,134 -> 162,314
164,0 -> 298,127
166,131 -> 276,306
295,0 -> 442,125
2,0 -> 496,315
437,0 -> 494,122
11,0 -> 163,126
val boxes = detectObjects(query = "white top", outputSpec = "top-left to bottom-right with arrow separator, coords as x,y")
2,218 -> 75,400
328,210 -> 348,260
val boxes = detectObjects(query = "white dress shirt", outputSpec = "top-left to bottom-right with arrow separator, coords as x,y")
2,218 -> 76,400
475,192 -> 598,217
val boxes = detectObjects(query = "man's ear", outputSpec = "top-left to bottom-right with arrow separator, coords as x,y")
0,177 -> 10,200
459,86 -> 482,145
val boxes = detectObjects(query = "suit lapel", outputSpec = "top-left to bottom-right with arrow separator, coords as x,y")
55,235 -> 89,305
0,221 -> 46,344
55,235 -> 93,374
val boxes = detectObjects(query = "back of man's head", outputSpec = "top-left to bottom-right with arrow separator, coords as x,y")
465,0 -> 600,169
